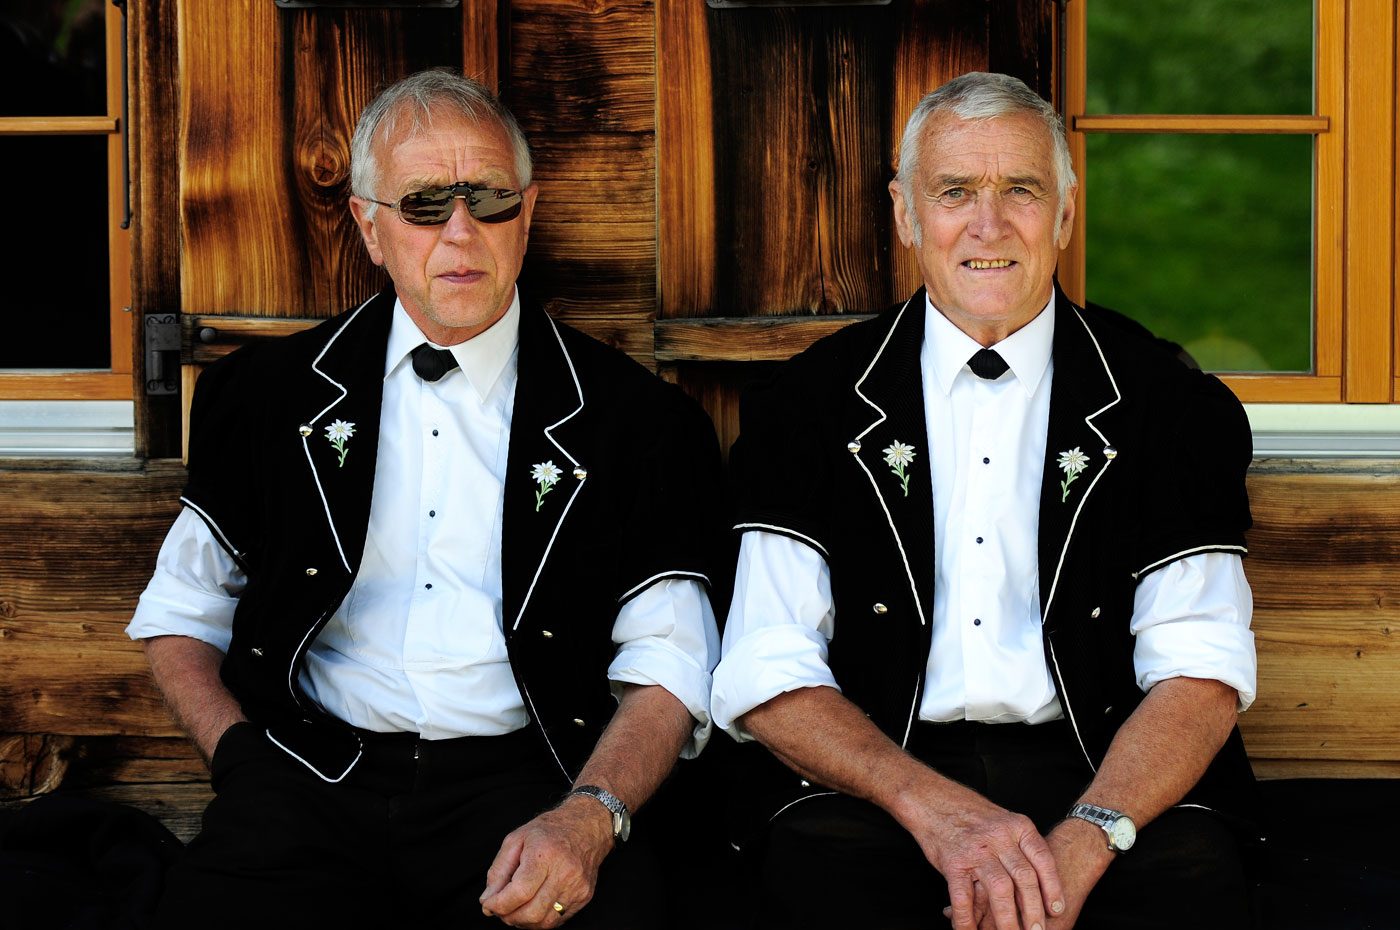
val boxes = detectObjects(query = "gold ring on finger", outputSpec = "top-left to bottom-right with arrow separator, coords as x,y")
553,902 -> 565,914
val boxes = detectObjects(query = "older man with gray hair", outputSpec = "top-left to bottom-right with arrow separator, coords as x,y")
712,71 -> 1257,929
129,70 -> 722,929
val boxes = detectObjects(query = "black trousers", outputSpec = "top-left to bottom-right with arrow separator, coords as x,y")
750,720 -> 1250,930
155,722 -> 664,929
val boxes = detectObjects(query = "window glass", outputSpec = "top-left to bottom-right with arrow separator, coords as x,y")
0,0 -> 109,117
0,135 -> 111,369
1087,0 -> 1312,115
1085,133 -> 1312,372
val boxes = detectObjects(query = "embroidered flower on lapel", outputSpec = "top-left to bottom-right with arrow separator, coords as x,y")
882,441 -> 917,497
531,460 -> 563,512
1056,446 -> 1090,503
324,420 -> 356,468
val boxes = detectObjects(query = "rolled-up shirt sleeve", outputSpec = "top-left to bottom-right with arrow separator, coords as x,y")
126,507 -> 245,651
608,577 -> 721,758
711,531 -> 839,742
1131,551 -> 1256,712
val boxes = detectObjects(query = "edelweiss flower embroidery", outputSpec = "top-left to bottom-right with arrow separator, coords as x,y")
531,460 -> 563,512
1056,446 -> 1090,503
324,419 -> 356,468
882,440 -> 917,497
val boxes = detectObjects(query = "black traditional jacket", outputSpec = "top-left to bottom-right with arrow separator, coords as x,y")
728,287 -> 1256,834
183,288 -> 723,782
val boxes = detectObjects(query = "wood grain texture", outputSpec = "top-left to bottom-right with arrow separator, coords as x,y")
1240,466 -> 1400,767
509,0 -> 656,134
0,463 -> 184,737
130,0 -> 183,457
656,0 -> 717,317
654,314 -> 876,362
520,132 -> 657,319
706,7 -> 883,316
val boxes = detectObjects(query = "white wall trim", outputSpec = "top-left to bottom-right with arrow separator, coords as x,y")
0,401 -> 135,457
1245,404 -> 1400,458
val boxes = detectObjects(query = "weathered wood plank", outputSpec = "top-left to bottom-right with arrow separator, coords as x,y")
656,0 -> 717,317
1239,467 -> 1400,768
130,0 -> 183,457
654,315 -> 877,362
509,0 -> 656,134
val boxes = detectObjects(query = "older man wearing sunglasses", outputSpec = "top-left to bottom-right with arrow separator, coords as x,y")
128,70 -> 723,930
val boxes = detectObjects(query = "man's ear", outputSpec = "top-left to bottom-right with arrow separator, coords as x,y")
518,183 -> 540,243
1056,182 -> 1078,251
889,180 -> 916,248
349,197 -> 385,267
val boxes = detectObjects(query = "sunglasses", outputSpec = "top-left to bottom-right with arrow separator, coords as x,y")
369,182 -> 524,226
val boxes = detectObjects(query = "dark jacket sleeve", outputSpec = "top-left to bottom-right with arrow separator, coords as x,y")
1133,368 -> 1253,579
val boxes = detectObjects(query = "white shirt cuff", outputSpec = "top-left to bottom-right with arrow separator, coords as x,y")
607,578 -> 720,758
1132,552 -> 1257,711
127,507 -> 244,652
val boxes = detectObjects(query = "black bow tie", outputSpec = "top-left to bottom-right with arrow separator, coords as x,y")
967,348 -> 1010,380
411,343 -> 459,382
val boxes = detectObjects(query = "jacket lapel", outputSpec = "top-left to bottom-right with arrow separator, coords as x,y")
848,290 -> 936,629
296,289 -> 394,575
502,302 -> 589,634
1038,292 -> 1123,625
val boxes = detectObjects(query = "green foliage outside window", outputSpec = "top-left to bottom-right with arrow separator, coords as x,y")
1086,1 -> 1314,372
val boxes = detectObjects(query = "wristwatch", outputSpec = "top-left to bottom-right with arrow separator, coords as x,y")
1067,803 -> 1136,852
570,785 -> 631,843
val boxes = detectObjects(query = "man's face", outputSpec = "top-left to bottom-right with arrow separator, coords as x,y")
350,110 -> 537,346
890,111 -> 1076,344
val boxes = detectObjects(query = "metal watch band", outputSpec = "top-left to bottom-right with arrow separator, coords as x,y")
1068,803 -> 1135,852
570,785 -> 630,843
1068,803 -> 1117,830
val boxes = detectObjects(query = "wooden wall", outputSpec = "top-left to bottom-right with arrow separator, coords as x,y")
1,0 -> 1397,843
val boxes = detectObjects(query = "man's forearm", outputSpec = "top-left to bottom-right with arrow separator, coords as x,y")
1045,676 -> 1239,927
568,683 -> 694,815
143,634 -> 247,765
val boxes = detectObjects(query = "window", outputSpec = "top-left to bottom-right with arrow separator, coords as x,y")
0,1 -> 131,402
1062,1 -> 1396,403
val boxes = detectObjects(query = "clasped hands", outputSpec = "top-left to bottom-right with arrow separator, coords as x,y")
479,793 -> 616,928
907,784 -> 1113,930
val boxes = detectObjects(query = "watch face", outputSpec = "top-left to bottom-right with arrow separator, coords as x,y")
1109,817 -> 1136,851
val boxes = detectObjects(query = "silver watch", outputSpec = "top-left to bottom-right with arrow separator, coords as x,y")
1068,803 -> 1136,852
570,785 -> 631,843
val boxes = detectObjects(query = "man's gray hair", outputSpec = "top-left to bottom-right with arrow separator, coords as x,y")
894,72 -> 1075,240
350,69 -> 532,219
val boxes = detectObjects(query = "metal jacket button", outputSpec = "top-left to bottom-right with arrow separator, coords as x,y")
305,567 -> 318,576
250,647 -> 264,657
846,441 -> 861,454
1091,607 -> 1101,618
298,424 -> 313,437
542,630 -> 554,639
1103,446 -> 1118,460
872,603 -> 888,615
572,718 -> 586,727
573,467 -> 587,480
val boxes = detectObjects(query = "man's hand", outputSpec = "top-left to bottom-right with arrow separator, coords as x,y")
478,793 -> 615,927
911,780 -> 1064,930
1038,818 -> 1115,929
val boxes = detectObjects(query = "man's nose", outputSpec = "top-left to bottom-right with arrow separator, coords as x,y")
439,196 -> 480,242
967,193 -> 1010,239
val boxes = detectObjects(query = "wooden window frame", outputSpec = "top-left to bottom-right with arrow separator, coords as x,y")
1061,0 -> 1396,403
0,4 -> 132,402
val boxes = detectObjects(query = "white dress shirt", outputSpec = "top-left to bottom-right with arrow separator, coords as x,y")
712,295 -> 1256,740
130,290 -> 720,755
